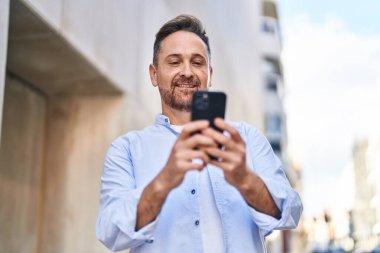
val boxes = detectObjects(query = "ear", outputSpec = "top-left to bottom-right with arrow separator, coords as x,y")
149,64 -> 158,87
208,65 -> 213,88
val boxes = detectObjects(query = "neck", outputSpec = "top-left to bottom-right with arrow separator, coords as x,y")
162,105 -> 191,125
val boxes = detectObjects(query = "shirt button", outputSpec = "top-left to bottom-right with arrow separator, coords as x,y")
191,189 -> 196,195
195,220 -> 200,226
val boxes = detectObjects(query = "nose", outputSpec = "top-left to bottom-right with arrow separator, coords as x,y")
180,62 -> 194,78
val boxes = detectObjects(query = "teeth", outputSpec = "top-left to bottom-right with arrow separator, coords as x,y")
177,84 -> 195,88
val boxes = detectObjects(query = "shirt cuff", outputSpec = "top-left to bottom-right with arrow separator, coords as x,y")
248,206 -> 282,236
248,186 -> 302,236
133,217 -> 160,243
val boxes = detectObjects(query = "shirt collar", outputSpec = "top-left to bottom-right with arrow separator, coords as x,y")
155,114 -> 185,134
155,114 -> 171,126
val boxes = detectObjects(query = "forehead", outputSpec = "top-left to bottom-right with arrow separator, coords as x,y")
158,31 -> 209,59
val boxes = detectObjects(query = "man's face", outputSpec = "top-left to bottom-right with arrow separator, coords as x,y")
150,31 -> 213,112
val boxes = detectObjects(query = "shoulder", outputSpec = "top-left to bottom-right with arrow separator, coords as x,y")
227,121 -> 260,138
109,124 -> 160,151
227,121 -> 270,149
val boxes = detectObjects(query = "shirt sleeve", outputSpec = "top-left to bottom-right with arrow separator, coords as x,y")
96,135 -> 159,251
244,125 -> 303,236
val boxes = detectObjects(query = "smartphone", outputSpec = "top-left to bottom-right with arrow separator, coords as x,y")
191,90 -> 226,160
191,90 -> 227,129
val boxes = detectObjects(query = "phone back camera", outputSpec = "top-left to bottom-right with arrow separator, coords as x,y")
195,96 -> 209,111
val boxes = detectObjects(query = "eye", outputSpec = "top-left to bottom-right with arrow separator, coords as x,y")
192,61 -> 203,66
169,61 -> 180,66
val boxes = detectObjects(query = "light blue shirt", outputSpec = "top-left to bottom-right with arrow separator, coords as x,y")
96,114 -> 302,253
170,125 -> 225,252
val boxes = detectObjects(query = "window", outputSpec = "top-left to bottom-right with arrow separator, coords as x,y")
261,17 -> 282,45
261,19 -> 275,34
270,140 -> 281,153
266,75 -> 277,92
263,57 -> 282,76
266,114 -> 282,133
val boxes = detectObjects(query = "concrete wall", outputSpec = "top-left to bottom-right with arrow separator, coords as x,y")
0,0 -> 10,141
40,94 -> 125,253
1,1 -> 128,252
0,76 -> 125,253
0,74 -> 46,253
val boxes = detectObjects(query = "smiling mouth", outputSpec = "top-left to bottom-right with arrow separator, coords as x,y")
175,83 -> 198,89
175,83 -> 198,88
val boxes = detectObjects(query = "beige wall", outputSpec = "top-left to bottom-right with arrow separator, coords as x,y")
0,76 -> 126,253
0,75 -> 46,253
39,95 -> 125,253
1,1 -> 129,252
22,0 -> 62,29
0,0 -> 10,141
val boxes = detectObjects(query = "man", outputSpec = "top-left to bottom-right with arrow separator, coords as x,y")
96,15 -> 302,252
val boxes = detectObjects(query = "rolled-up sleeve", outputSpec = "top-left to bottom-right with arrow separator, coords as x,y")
96,136 -> 158,251
245,125 -> 303,236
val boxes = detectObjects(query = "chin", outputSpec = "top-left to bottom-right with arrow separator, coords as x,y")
170,97 -> 192,112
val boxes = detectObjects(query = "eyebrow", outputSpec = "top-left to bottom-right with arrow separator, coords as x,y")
165,53 -> 207,60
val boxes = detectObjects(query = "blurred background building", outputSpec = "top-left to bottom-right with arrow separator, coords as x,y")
0,0 -> 302,252
297,134 -> 380,253
352,135 -> 380,252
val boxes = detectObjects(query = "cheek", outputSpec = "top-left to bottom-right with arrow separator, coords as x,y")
158,72 -> 176,85
161,68 -> 180,79
197,69 -> 210,82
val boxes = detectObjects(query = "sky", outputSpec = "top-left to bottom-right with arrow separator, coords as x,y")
278,1 -> 380,218
279,0 -> 380,36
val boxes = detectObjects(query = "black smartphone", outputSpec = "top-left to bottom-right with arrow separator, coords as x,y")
191,90 -> 227,129
191,90 -> 227,160
191,90 -> 226,160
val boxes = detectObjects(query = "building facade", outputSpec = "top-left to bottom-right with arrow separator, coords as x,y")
259,1 -> 304,252
352,136 -> 380,251
0,0 -> 300,252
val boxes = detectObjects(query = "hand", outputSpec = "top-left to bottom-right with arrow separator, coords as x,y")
202,118 -> 250,189
136,120 -> 217,230
203,118 -> 281,219
157,120 -> 217,190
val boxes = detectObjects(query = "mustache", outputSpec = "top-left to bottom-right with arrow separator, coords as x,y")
171,76 -> 200,86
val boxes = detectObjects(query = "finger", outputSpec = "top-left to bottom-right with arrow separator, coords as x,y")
205,147 -> 232,161
181,161 -> 205,171
177,149 -> 210,165
183,134 -> 217,149
202,127 -> 236,149
214,118 -> 244,143
178,120 -> 209,140
208,159 -> 232,172
207,147 -> 246,167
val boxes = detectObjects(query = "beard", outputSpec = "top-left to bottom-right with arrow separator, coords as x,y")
159,75 -> 201,112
